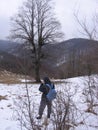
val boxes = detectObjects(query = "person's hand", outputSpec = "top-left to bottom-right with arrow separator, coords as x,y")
41,83 -> 44,85
41,79 -> 44,84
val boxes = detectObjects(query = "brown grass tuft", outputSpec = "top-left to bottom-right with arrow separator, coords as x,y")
0,95 -> 7,101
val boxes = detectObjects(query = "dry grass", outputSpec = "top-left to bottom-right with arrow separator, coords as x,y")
0,70 -> 35,84
0,95 -> 7,101
0,70 -> 24,84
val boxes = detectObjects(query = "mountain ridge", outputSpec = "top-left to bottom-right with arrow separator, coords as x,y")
0,38 -> 98,78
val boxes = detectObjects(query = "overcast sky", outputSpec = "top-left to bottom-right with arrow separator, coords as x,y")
0,0 -> 98,40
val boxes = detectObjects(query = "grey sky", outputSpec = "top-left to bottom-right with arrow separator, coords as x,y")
0,0 -> 98,40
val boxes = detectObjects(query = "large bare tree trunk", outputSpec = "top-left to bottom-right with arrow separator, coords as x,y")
35,60 -> 41,82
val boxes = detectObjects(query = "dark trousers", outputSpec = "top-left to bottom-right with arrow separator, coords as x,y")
39,97 -> 52,118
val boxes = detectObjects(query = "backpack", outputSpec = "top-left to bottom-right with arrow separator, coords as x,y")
46,84 -> 57,101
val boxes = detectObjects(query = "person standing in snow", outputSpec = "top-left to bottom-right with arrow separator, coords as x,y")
37,77 -> 55,119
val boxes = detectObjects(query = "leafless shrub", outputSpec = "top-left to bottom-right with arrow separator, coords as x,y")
83,75 -> 98,115
51,82 -> 78,130
13,82 -> 42,130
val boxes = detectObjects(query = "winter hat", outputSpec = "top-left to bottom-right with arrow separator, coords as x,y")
43,77 -> 51,84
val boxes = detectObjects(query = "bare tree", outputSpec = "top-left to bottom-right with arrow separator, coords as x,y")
74,12 -> 97,40
10,0 -> 63,82
74,11 -> 98,76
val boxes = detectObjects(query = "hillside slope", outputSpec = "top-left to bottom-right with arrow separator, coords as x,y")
0,38 -> 98,78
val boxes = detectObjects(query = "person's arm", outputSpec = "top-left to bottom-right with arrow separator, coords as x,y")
39,83 -> 44,92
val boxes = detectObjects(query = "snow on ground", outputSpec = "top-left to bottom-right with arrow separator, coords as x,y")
0,76 -> 98,130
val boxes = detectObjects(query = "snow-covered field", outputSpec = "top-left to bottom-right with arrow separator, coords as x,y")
0,76 -> 98,130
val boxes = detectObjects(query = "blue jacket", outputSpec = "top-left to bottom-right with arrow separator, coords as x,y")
39,83 -> 55,99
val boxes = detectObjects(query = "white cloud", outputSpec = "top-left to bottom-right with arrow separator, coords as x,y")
0,0 -> 23,39
0,0 -> 98,40
0,0 -> 23,17
54,0 -> 98,39
0,17 -> 9,38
